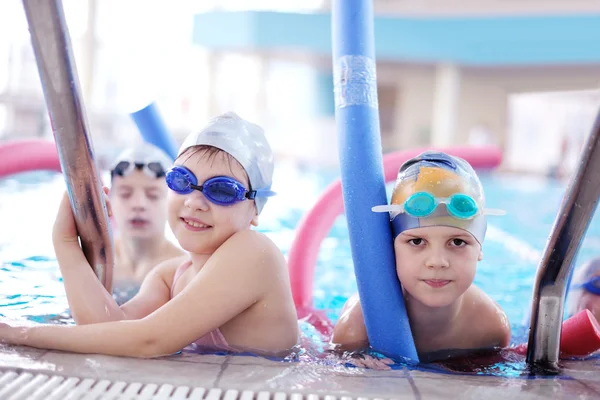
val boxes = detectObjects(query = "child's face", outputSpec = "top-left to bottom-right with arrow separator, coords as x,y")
110,171 -> 168,239
167,149 -> 258,254
394,225 -> 483,308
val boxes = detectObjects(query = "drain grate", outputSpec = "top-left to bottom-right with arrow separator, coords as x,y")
0,370 -> 375,400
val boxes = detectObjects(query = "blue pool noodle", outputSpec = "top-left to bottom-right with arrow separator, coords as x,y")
331,0 -> 419,361
130,102 -> 178,160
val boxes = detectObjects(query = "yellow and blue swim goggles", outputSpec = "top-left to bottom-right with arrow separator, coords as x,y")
401,192 -> 478,220
372,191 -> 505,220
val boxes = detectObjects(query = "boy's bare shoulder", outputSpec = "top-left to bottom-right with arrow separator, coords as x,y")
213,230 -> 286,276
464,285 -> 511,347
152,254 -> 190,279
225,230 -> 283,259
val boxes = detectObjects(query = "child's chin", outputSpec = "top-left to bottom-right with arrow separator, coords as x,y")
179,239 -> 212,254
414,293 -> 457,308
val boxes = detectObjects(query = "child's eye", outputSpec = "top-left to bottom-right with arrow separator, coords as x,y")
118,192 -> 132,200
450,238 -> 467,247
408,238 -> 424,246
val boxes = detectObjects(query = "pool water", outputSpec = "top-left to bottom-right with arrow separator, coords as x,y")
1,165 -> 600,377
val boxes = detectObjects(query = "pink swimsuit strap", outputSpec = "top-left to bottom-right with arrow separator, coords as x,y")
170,260 -> 233,352
192,328 -> 232,352
171,260 -> 192,298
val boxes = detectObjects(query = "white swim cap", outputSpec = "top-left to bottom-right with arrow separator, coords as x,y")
110,142 -> 173,178
178,112 -> 274,214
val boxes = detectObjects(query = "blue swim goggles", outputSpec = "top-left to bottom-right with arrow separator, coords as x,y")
166,166 -> 276,206
574,276 -> 600,296
372,191 -> 505,220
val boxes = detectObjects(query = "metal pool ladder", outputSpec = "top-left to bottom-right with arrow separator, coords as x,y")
527,107 -> 600,370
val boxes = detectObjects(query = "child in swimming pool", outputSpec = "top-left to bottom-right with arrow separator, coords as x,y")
567,258 -> 600,321
108,143 -> 184,284
0,112 -> 299,357
332,151 -> 511,362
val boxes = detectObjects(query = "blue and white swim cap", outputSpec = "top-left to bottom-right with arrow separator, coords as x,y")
373,151 -> 503,243
178,112 -> 274,214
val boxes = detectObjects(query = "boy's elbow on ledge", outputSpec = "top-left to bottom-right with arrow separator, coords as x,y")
331,328 -> 369,352
133,335 -> 185,359
115,320 -> 185,358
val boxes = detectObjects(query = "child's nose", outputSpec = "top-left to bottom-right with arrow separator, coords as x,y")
184,190 -> 210,211
425,249 -> 449,269
131,191 -> 148,211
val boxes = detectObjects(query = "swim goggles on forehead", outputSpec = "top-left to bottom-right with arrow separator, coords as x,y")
372,191 -> 505,220
574,276 -> 600,296
111,161 -> 166,179
165,166 -> 276,206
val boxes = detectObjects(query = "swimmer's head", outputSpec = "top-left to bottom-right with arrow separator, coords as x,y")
567,258 -> 600,315
573,258 -> 600,286
109,142 -> 173,181
109,143 -> 173,239
373,151 -> 501,244
176,112 -> 274,214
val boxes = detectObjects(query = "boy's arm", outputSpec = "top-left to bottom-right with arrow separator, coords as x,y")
492,303 -> 511,348
52,191 -> 173,324
469,289 -> 512,349
331,294 -> 370,351
54,237 -> 124,324
52,191 -> 125,324
2,230 -> 278,358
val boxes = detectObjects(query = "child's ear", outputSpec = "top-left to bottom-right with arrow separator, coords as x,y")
478,250 -> 484,261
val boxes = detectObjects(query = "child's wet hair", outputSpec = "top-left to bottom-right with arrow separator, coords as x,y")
176,145 -> 251,189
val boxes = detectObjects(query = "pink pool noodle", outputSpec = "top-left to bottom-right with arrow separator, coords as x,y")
0,140 -> 62,177
514,310 -> 600,357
